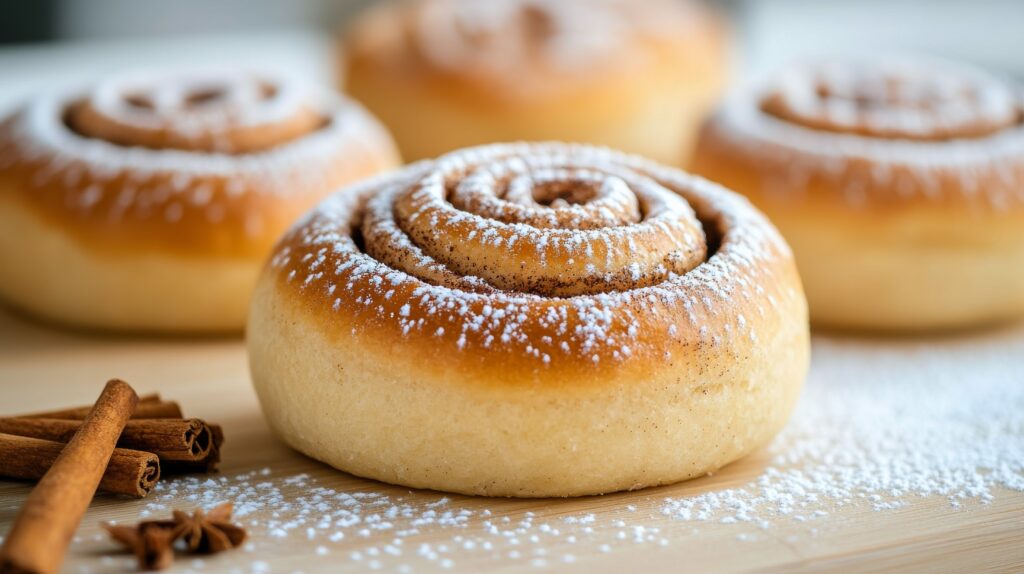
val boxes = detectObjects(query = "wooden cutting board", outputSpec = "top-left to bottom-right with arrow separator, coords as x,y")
1,306 -> 1022,574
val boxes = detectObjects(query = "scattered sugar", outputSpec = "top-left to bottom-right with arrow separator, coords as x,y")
95,328 -> 1023,570
661,331 -> 1024,524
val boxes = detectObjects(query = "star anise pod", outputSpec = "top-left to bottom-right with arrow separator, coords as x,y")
104,521 -> 179,571
104,502 -> 246,571
173,502 -> 247,553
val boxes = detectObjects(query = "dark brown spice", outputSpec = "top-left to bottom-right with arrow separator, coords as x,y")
0,379 -> 139,574
0,418 -> 213,463
0,433 -> 159,498
104,502 -> 246,571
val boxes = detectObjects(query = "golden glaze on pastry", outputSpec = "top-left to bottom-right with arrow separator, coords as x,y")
342,0 -> 729,164
693,57 -> 1024,331
0,70 -> 399,332
248,142 -> 808,497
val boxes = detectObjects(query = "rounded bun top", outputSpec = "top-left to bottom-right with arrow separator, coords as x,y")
701,57 -> 1024,209
65,70 -> 328,154
264,142 -> 803,375
0,68 -> 398,257
760,58 -> 1022,142
345,0 -> 724,101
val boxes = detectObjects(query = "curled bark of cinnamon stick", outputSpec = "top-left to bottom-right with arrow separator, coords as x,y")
7,393 -> 224,475
0,379 -> 139,574
0,418 -> 212,462
19,394 -> 182,421
0,433 -> 159,498
163,424 -> 223,474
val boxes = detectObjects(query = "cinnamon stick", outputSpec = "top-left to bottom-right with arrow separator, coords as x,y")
163,424 -> 224,474
0,418 -> 213,462
0,433 -> 159,498
8,394 -> 224,474
19,393 -> 182,421
0,379 -> 139,574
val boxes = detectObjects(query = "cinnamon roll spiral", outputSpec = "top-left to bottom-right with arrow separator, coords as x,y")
760,61 -> 1020,141
248,143 -> 809,497
0,70 -> 399,332
341,0 -> 729,164
65,72 -> 326,154
693,57 -> 1024,331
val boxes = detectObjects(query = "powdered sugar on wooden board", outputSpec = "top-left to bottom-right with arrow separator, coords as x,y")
70,329 -> 1024,572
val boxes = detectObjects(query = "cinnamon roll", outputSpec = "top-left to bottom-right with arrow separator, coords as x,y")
248,143 -> 808,497
0,70 -> 399,332
341,0 -> 729,165
693,57 -> 1024,331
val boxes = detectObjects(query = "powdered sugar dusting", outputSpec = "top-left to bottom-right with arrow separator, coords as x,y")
765,59 -> 1019,141
707,56 -> 1024,208
87,70 -> 311,152
662,331 -> 1024,521
88,329 -> 1023,571
413,0 -> 684,69
361,0 -> 707,100
0,69 -> 396,234
273,142 -> 796,365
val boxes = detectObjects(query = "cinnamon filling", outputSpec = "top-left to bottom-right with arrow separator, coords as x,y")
760,62 -> 1023,141
353,146 -> 714,297
62,76 -> 328,154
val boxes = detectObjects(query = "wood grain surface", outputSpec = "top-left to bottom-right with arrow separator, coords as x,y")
1,305 -> 1022,573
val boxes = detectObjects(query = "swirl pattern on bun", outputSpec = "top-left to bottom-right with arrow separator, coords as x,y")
249,143 -> 808,497
0,70 -> 399,332
693,57 -> 1024,331
65,72 -> 329,154
760,61 -> 1020,141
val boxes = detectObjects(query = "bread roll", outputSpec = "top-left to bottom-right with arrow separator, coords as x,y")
0,69 -> 399,332
693,57 -> 1024,331
248,142 -> 808,497
342,0 -> 729,164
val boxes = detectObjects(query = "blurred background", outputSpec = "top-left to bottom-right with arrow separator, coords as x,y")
2,0 -> 1022,113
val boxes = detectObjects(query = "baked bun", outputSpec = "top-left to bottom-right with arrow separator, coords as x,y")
693,57 -> 1024,331
0,70 -> 399,332
341,0 -> 729,164
248,142 -> 808,497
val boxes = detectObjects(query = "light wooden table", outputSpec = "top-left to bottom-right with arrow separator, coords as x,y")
1,305 -> 1023,574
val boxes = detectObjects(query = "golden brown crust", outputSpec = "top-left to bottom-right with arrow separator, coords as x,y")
249,143 -> 809,495
0,70 -> 400,331
249,273 -> 807,496
0,72 -> 399,259
267,143 -> 803,374
692,57 -> 1024,330
345,0 -> 724,103
340,0 -> 730,163
0,143 -> 390,260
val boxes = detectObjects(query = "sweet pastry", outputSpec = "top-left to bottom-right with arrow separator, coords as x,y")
248,142 -> 808,497
692,57 -> 1024,331
341,0 -> 729,164
0,70 -> 399,332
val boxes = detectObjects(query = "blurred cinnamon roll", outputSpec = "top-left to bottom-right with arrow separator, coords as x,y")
341,0 -> 729,164
248,142 -> 808,497
0,70 -> 399,332
693,57 -> 1024,331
